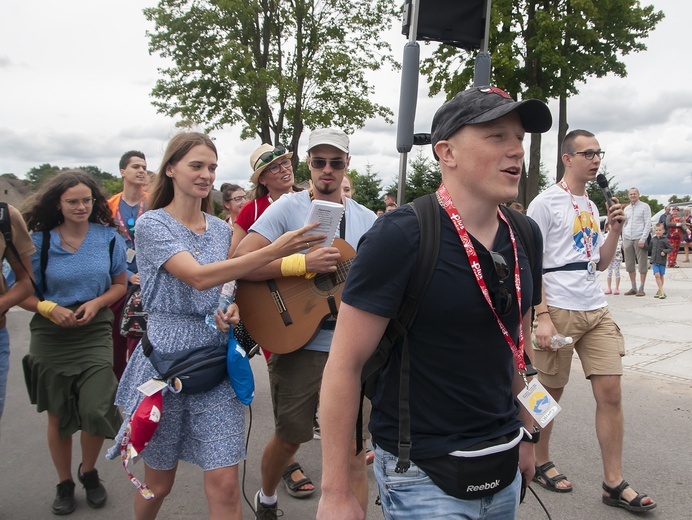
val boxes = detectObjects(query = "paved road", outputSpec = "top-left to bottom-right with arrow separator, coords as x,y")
1,266 -> 691,519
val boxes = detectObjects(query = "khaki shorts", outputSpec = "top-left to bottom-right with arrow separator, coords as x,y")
622,238 -> 648,274
267,348 -> 370,444
533,306 -> 625,389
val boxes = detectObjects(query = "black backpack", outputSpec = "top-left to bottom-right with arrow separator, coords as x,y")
356,194 -> 536,472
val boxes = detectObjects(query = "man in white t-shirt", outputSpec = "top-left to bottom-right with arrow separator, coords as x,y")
527,129 -> 656,513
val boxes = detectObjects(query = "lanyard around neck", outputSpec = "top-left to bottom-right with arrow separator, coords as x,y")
558,180 -> 596,259
115,197 -> 145,243
436,184 -> 525,372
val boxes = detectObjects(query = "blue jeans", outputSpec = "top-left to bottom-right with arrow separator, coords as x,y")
0,327 -> 9,420
373,444 -> 521,520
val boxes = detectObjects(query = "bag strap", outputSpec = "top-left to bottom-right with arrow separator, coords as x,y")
0,202 -> 45,301
141,332 -> 153,357
40,229 -> 50,294
392,192 -> 440,472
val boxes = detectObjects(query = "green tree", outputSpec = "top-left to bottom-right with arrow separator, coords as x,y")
25,164 -> 121,194
386,151 -> 441,203
101,177 -> 124,197
419,0 -> 663,205
669,195 -> 691,204
348,165 -> 382,212
145,0 -> 398,164
26,164 -> 62,190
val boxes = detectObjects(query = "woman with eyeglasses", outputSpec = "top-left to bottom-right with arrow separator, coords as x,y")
219,183 -> 247,226
20,170 -> 128,515
230,143 -> 302,257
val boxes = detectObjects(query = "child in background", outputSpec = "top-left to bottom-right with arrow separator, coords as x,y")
604,222 -> 623,295
650,222 -> 673,299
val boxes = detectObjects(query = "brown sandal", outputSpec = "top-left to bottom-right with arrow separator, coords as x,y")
532,461 -> 573,493
282,462 -> 315,498
602,480 -> 656,513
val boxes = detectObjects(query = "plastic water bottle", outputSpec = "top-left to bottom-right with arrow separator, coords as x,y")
532,333 -> 573,350
205,281 -> 236,331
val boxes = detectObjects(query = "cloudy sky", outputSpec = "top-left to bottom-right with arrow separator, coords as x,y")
1,0 -> 689,203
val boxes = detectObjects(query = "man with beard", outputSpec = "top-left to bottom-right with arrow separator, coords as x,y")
235,128 -> 377,519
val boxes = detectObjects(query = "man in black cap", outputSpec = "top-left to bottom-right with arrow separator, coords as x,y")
317,86 -> 551,519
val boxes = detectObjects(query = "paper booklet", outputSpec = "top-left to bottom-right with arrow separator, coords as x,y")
303,199 -> 345,247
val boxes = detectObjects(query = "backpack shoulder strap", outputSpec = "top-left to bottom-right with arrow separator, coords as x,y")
40,230 -> 51,294
393,193 -> 440,472
0,202 -> 11,244
109,235 -> 116,273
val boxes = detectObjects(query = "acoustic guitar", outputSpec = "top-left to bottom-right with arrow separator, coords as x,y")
235,238 -> 356,354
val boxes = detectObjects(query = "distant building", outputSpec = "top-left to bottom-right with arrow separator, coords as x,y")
0,176 -> 32,209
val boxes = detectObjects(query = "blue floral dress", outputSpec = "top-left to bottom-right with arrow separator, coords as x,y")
108,209 -> 244,471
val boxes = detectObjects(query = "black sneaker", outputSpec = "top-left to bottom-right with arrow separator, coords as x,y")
254,490 -> 282,520
52,479 -> 76,515
77,463 -> 107,508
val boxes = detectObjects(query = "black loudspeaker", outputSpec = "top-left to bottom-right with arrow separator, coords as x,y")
401,0 -> 486,50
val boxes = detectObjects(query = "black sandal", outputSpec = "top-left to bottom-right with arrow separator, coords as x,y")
282,462 -> 315,498
602,480 -> 656,513
532,461 -> 573,493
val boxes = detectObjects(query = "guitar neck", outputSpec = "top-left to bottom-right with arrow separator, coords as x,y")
315,257 -> 354,286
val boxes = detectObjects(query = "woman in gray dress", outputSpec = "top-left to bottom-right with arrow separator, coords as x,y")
112,132 -> 324,520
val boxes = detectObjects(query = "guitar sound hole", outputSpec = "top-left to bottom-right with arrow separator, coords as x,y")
314,272 -> 338,292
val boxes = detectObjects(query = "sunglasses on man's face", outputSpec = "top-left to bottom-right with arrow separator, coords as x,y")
489,250 -> 513,316
309,157 -> 347,170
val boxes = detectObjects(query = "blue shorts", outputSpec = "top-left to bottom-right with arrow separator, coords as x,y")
652,264 -> 666,276
372,444 -> 521,520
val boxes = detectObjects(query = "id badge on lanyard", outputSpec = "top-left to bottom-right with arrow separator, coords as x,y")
559,181 -> 597,280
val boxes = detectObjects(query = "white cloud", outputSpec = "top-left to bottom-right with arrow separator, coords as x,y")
0,0 -> 688,202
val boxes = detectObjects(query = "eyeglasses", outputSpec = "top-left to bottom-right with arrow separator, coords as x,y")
309,157 -> 347,170
230,195 -> 248,203
265,158 -> 292,175
566,150 -> 605,161
489,250 -> 513,316
62,197 -> 95,209
254,144 -> 287,170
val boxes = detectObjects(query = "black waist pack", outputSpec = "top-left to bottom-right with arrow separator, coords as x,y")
414,429 -> 522,500
142,334 -> 227,394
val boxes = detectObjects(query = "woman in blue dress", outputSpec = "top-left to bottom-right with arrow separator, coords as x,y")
21,170 -> 128,515
112,132 -> 324,520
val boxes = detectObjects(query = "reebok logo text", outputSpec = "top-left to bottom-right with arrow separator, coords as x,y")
467,479 -> 500,492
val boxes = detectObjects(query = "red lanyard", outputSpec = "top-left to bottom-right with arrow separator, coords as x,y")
436,184 -> 526,372
115,198 -> 145,243
558,181 -> 596,259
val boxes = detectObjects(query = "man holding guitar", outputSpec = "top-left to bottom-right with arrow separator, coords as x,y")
234,128 -> 376,520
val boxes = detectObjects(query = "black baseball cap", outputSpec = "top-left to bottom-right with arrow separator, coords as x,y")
431,86 -> 552,158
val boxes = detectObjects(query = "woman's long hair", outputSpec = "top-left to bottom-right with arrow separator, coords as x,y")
149,132 -> 217,213
22,170 -> 116,232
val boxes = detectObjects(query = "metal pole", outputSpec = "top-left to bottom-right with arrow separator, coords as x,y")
395,0 -> 422,206
473,0 -> 492,86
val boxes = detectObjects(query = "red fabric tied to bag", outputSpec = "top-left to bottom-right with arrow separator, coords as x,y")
130,391 -> 163,454
120,390 -> 164,499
